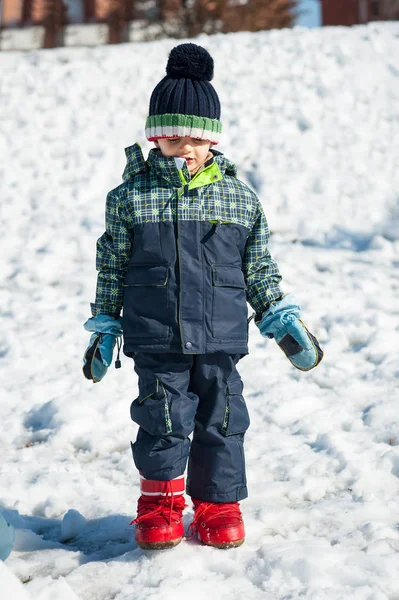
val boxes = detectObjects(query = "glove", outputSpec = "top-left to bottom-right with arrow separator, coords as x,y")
82,314 -> 123,383
0,514 -> 15,561
256,294 -> 323,371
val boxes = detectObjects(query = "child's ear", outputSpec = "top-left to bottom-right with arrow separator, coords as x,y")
154,140 -> 160,148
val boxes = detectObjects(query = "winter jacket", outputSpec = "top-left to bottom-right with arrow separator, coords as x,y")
91,143 -> 283,355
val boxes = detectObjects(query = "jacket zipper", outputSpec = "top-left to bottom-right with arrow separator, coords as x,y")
176,163 -> 219,350
176,187 -> 184,348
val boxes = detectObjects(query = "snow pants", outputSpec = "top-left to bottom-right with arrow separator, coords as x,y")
130,353 -> 250,503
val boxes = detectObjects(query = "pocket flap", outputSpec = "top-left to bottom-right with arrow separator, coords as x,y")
138,378 -> 165,403
124,264 -> 168,287
212,266 -> 247,289
227,377 -> 244,396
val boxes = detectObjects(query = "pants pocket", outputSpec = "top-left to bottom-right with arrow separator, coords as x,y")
130,378 -> 172,436
220,376 -> 250,437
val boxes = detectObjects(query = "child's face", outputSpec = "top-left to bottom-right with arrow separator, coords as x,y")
155,137 -> 212,175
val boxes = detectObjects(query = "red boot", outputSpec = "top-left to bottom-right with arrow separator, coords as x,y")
131,475 -> 186,549
190,499 -> 245,548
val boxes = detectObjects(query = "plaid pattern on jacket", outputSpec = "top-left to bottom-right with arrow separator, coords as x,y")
91,143 -> 283,348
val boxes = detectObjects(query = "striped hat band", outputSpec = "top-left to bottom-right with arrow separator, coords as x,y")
145,113 -> 222,144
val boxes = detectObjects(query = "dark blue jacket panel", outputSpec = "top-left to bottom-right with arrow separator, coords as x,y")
122,219 -> 250,355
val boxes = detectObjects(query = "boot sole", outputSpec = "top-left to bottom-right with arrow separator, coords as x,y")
137,536 -> 183,550
201,537 -> 245,549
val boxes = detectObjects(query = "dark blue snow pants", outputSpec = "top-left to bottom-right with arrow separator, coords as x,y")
130,353 -> 250,503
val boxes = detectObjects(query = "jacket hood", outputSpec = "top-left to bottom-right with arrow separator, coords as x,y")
122,143 -> 238,185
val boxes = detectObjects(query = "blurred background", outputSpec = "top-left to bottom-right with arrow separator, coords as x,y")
1,0 -> 398,51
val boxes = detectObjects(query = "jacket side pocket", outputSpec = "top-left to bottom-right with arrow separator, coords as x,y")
123,264 -> 171,341
211,264 -> 248,341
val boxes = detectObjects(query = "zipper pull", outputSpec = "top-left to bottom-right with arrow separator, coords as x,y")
178,184 -> 189,198
115,337 -> 122,369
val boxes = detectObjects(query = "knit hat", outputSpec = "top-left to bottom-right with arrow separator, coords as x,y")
145,43 -> 222,144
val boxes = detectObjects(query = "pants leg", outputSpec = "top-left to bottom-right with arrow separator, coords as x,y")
186,354 -> 250,503
130,353 -> 198,481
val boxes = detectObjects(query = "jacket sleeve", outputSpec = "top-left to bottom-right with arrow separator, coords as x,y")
90,187 -> 132,319
242,200 -> 283,316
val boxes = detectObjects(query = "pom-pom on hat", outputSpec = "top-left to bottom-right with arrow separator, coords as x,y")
145,43 -> 222,144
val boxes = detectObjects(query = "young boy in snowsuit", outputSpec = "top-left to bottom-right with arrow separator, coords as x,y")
83,44 -> 323,550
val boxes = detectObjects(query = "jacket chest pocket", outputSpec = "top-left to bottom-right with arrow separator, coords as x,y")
122,264 -> 171,340
211,265 -> 248,341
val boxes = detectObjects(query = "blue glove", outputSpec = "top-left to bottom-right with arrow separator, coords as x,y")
0,514 -> 15,561
256,294 -> 323,371
83,315 -> 123,383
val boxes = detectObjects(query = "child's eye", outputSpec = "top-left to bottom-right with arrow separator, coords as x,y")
193,138 -> 203,143
167,138 -> 180,143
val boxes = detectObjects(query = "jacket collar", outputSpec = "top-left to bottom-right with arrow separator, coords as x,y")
122,142 -> 238,188
122,143 -> 147,182
147,148 -> 191,189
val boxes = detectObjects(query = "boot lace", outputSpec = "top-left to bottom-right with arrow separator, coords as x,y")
130,481 -> 186,526
189,501 -> 242,535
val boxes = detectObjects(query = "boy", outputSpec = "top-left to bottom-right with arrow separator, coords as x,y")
83,43 -> 323,550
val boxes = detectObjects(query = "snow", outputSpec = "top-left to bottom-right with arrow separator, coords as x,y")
1,22 -> 399,600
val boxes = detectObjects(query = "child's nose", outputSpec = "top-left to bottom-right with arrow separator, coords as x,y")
179,138 -> 193,153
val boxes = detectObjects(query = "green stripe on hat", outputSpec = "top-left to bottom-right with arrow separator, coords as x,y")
145,113 -> 222,143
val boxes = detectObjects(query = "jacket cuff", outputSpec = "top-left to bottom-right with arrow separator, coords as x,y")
90,302 -> 120,320
253,291 -> 285,323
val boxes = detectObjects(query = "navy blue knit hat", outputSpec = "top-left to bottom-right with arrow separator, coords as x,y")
145,43 -> 222,144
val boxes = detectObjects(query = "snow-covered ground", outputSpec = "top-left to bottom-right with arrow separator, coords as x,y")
1,22 -> 399,600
